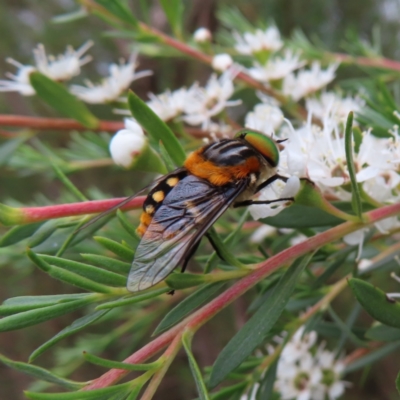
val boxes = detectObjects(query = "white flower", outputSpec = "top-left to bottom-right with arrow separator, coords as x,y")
0,59 -> 36,96
357,258 -> 373,272
283,62 -> 339,101
249,225 -> 277,243
234,27 -> 283,55
249,176 -> 300,220
245,102 -> 284,134
33,41 -> 93,81
387,272 -> 400,300
280,327 -> 318,364
109,119 -> 146,168
248,50 -> 306,82
0,42 -> 93,96
193,27 -> 212,43
147,87 -> 193,121
274,327 -> 348,400
70,53 -> 152,103
306,92 -> 365,122
343,228 -> 369,260
183,68 -> 241,129
211,53 -> 234,72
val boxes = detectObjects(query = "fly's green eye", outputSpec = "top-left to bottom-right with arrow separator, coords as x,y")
235,130 -> 280,167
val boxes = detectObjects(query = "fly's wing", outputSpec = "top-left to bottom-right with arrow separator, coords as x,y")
78,168 -> 186,232
127,175 -> 249,292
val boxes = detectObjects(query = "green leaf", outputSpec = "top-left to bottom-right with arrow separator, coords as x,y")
0,293 -> 89,316
28,219 -> 64,248
95,0 -> 138,27
27,250 -> 117,293
128,91 -> 186,166
116,210 -> 141,241
153,282 -> 225,335
0,354 -> 83,390
0,222 -> 43,247
81,254 -> 131,275
25,382 -> 132,400
348,278 -> 400,328
209,382 -> 247,400
262,204 -> 342,228
158,140 -> 176,172
209,253 -> 313,388
344,112 -> 362,219
182,332 -> 210,400
40,255 -> 127,287
94,236 -> 134,262
365,324 -> 400,342
159,0 -> 184,37
165,272 -> 207,289
84,352 -> 158,371
344,341 -> 400,374
29,310 -> 109,362
397,370 -> 400,395
29,72 -> 99,129
0,136 -> 28,167
256,360 -> 278,400
0,297 -> 93,332
96,288 -> 169,309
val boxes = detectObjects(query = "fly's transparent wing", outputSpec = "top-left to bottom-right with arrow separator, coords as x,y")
127,175 -> 248,292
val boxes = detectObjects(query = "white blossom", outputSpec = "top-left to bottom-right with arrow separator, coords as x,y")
0,42 -> 93,96
0,60 -> 36,96
33,41 -> 93,81
182,68 -> 241,129
245,102 -> 284,134
249,225 -> 277,243
283,62 -> 339,101
70,53 -> 152,103
109,119 -> 146,168
211,53 -> 234,72
273,327 -> 348,400
193,27 -> 212,43
249,176 -> 300,220
306,92 -> 365,122
234,26 -> 283,55
248,50 -> 306,82
147,87 -> 193,121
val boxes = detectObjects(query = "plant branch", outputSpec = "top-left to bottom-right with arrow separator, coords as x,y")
0,197 -> 145,226
82,202 -> 400,391
333,52 -> 400,72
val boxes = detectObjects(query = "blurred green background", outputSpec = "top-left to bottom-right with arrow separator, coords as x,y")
1,1 -> 400,399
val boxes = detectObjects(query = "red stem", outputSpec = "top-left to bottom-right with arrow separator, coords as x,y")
0,115 -> 124,132
22,197 -> 145,222
334,53 -> 400,71
83,202 -> 400,391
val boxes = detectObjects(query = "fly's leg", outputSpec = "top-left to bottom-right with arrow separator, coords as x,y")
255,174 -> 288,192
233,197 -> 294,208
180,240 -> 201,273
205,232 -> 226,262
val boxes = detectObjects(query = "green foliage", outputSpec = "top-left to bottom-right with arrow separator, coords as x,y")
1,1 -> 400,399
349,278 -> 400,328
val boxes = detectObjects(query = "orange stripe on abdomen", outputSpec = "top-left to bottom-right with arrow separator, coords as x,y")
184,150 -> 260,185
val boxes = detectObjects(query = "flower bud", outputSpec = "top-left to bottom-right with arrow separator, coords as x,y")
109,119 -> 146,168
193,27 -> 212,43
110,119 -> 167,174
211,54 -> 233,72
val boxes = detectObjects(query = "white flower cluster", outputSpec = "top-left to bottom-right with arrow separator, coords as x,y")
241,327 -> 348,400
0,43 -> 151,103
115,68 -> 241,130
0,41 -> 93,96
249,107 -> 400,233
234,26 -> 337,100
